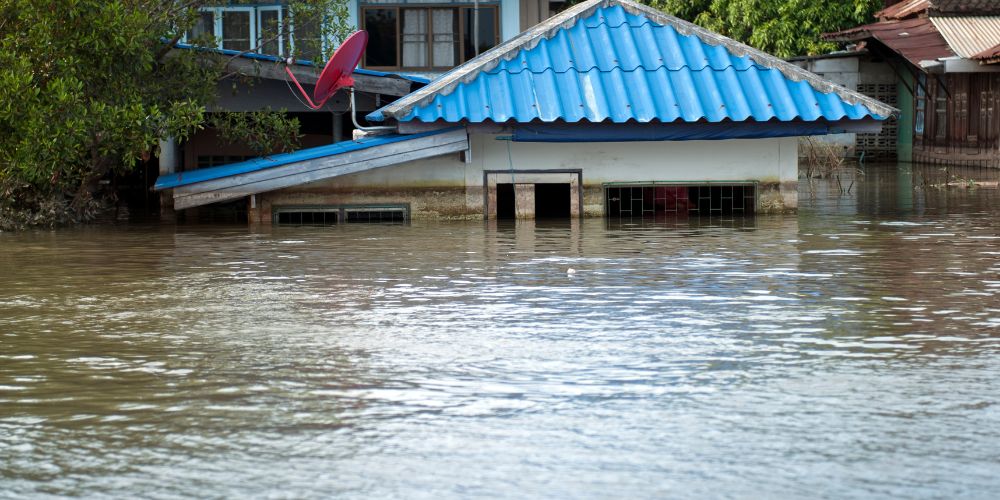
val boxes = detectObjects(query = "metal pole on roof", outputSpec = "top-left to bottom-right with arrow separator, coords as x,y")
474,0 -> 480,57
349,88 -> 396,132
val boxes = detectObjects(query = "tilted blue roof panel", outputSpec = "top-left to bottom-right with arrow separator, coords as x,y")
376,2 -> 894,124
154,129 -> 456,190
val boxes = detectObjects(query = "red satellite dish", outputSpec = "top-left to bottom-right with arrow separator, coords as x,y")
284,31 -> 368,110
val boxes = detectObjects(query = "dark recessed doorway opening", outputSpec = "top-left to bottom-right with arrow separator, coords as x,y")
606,184 -> 756,218
535,183 -> 571,219
496,183 -> 516,220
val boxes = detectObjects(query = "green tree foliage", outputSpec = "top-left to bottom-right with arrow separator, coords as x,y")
0,0 -> 351,228
647,0 -> 881,58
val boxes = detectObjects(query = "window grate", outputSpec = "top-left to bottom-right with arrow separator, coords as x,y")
344,207 -> 407,224
273,205 -> 409,225
275,209 -> 339,226
605,184 -> 755,218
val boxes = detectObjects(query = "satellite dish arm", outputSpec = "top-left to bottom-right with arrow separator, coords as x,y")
283,66 -> 326,110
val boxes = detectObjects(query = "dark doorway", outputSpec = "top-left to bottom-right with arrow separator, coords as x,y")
496,183 -> 516,219
535,183 -> 571,219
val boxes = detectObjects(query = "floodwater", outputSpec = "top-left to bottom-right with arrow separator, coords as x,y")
1,164 -> 999,498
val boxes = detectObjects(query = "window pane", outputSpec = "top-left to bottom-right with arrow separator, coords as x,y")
463,7 -> 496,61
187,11 -> 215,43
294,13 -> 323,60
222,11 -> 251,52
402,9 -> 428,68
432,9 -> 457,68
258,10 -> 283,55
365,9 -> 398,67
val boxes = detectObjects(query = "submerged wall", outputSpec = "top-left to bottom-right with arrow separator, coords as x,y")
251,133 -> 799,222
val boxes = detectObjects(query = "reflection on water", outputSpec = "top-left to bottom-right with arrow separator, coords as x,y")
1,164 -> 999,498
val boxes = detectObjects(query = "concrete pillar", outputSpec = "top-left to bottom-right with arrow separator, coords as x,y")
569,177 -> 581,218
158,137 -> 179,222
333,113 -> 343,143
514,183 -> 534,219
500,0 -> 521,41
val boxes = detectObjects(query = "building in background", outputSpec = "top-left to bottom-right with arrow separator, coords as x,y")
817,0 -> 1000,167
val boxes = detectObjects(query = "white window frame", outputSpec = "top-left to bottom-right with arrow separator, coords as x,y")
182,6 -> 257,52
256,5 -> 286,56
181,9 -> 216,46
218,6 -> 257,52
180,5 -> 336,58
289,11 -> 333,60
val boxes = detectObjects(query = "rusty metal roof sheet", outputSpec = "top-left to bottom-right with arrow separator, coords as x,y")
972,42 -> 1000,63
370,0 -> 896,124
929,16 -> 1000,57
878,0 -> 930,20
825,17 -> 955,66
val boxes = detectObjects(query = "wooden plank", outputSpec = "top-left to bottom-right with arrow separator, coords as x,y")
174,132 -> 468,210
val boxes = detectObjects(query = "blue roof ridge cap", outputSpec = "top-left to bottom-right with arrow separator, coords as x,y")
484,62 -> 768,75
370,0 -> 898,122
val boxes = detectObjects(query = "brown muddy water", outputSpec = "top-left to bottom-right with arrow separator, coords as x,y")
1,164 -> 999,498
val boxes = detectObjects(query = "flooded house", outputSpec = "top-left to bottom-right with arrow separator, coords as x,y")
808,0 -> 1000,166
155,0 -> 896,223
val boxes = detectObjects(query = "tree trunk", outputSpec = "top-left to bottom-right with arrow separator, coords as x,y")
72,152 -> 112,218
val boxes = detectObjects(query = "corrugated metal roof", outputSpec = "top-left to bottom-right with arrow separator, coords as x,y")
929,16 -> 1000,58
369,0 -> 895,124
154,129 -> 454,190
825,17 -> 955,67
878,0 -> 930,20
973,42 -> 1000,63
932,0 -> 1000,16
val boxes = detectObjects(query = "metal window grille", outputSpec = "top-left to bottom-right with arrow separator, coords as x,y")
274,208 -> 340,226
344,207 -> 407,223
273,205 -> 409,225
605,184 -> 756,218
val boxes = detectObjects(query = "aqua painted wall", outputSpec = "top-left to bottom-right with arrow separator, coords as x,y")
897,71 -> 914,163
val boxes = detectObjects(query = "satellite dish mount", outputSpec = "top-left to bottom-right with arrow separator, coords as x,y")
284,31 -> 389,131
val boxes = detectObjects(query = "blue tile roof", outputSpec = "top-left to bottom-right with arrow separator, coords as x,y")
368,0 -> 896,124
154,129 -> 455,190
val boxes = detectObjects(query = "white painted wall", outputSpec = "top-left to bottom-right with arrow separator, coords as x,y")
325,134 -> 796,187
466,134 -> 797,184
